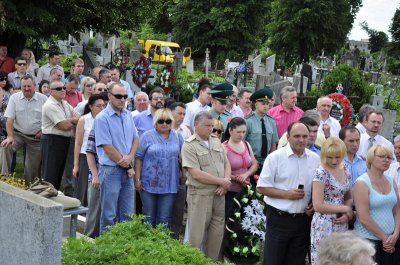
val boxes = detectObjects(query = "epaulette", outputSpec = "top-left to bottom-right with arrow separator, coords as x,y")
186,135 -> 196,142
223,110 -> 232,116
246,112 -> 255,119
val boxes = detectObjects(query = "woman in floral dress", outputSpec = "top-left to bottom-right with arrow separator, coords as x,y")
310,137 -> 354,265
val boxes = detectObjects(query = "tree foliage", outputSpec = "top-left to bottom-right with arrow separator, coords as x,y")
0,0 -> 157,55
169,0 -> 270,63
360,21 -> 389,53
267,0 -> 362,64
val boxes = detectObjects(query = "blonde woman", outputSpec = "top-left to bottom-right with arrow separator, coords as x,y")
354,144 -> 400,264
80,77 -> 96,101
311,137 -> 353,265
21,48 -> 39,77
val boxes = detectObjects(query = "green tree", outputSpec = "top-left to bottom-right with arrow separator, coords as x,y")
267,0 -> 362,63
169,0 -> 270,63
0,0 -> 157,56
387,7 -> 400,74
360,21 -> 389,53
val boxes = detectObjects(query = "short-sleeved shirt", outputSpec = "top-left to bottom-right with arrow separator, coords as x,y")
7,72 -> 38,90
37,63 -> 64,83
210,109 -> 231,130
245,112 -> 278,165
5,91 -> 48,135
133,109 -> 154,137
41,96 -> 77,137
344,155 -> 367,187
65,91 -> 83,108
182,134 -> 228,195
268,104 -> 304,138
136,129 -> 183,194
94,104 -> 137,166
257,145 -> 320,213
183,100 -> 210,130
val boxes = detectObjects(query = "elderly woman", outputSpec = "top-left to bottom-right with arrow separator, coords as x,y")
311,137 -> 353,265
80,77 -> 96,101
318,231 -> 376,265
135,108 -> 183,229
73,94 -> 105,206
354,144 -> 400,264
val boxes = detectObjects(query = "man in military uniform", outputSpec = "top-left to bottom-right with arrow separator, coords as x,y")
208,82 -> 233,131
245,88 -> 278,174
181,111 -> 231,261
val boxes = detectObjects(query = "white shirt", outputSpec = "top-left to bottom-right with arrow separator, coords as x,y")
175,124 -> 192,140
80,113 -> 94,154
37,63 -> 64,83
183,100 -> 210,130
357,133 -> 395,160
385,162 -> 400,193
318,116 -> 341,137
74,99 -> 88,115
355,123 -> 366,134
257,145 -> 320,213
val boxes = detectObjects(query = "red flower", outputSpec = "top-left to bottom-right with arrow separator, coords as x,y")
136,69 -> 141,74
141,77 -> 147,83
143,61 -> 149,67
166,62 -> 170,67
140,55 -> 145,61
169,67 -> 174,72
145,68 -> 151,75
168,85 -> 171,89
170,76 -> 175,82
123,57 -> 129,63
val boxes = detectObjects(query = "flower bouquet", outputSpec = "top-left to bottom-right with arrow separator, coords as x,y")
327,88 -> 354,127
132,55 -> 151,88
156,62 -> 176,94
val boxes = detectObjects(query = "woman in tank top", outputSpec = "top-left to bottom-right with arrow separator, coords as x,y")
353,144 -> 400,264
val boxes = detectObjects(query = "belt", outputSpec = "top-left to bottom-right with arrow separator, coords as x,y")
14,129 -> 36,138
268,205 -> 305,218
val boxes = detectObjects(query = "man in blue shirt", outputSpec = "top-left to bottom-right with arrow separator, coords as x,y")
94,83 -> 139,233
133,87 -> 165,136
339,126 -> 367,186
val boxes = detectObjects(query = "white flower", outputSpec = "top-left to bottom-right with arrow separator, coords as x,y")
241,217 -> 252,230
243,205 -> 253,216
234,247 -> 240,253
241,198 -> 248,204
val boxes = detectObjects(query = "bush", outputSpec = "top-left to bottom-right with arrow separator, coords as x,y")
321,64 -> 374,112
62,216 -> 231,265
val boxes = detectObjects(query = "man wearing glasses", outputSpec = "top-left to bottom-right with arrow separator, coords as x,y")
8,57 -> 37,90
134,87 -> 165,136
41,80 -> 80,190
94,82 -> 138,233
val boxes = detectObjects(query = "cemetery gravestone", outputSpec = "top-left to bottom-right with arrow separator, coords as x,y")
174,52 -> 183,73
265,54 -> 276,75
186,60 -> 194,74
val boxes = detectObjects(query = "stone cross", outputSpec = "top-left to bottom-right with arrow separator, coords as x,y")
205,48 -> 210,77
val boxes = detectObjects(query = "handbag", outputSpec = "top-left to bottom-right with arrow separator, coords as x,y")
27,178 -> 58,198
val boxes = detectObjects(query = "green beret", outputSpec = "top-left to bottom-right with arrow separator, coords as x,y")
250,88 -> 273,102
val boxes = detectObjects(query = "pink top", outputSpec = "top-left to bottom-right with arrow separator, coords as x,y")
223,141 -> 253,192
268,104 -> 304,138
65,91 -> 83,108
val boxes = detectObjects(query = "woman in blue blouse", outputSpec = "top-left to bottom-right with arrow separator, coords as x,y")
135,108 -> 183,229
353,144 -> 400,264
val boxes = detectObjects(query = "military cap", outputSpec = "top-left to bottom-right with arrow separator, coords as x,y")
250,87 -> 273,102
208,82 -> 234,104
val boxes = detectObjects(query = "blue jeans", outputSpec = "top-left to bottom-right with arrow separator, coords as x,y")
140,190 -> 177,229
99,165 -> 134,234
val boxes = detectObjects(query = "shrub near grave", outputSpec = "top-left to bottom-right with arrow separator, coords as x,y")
62,216 -> 232,265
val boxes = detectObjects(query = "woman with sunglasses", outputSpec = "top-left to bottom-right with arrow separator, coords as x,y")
0,71 -> 11,141
73,94 -> 105,206
222,117 -> 258,215
135,108 -> 183,229
80,77 -> 96,101
213,119 -> 224,141
354,144 -> 400,264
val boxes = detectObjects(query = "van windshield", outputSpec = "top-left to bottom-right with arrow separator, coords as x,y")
161,46 -> 181,55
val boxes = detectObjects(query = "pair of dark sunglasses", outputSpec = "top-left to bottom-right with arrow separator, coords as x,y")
157,119 -> 172,125
52,86 -> 66,91
17,63 -> 27,66
110,92 -> 128,99
213,128 -> 223,134
97,88 -> 108,92
0,77 -> 7,82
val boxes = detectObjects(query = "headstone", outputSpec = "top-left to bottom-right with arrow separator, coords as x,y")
174,52 -> 183,73
94,33 -> 104,49
255,74 -> 269,90
293,73 -> 309,94
130,48 -> 141,63
186,60 -> 194,74
100,48 -> 112,65
79,32 -> 90,46
166,33 -> 173,42
204,48 -> 210,77
380,109 -> 397,140
370,72 -> 379,84
370,95 -> 385,109
265,54 -> 276,74
0,182 -> 63,265
149,69 -> 158,85
252,55 -> 262,75
269,80 -> 291,104
58,40 -> 69,55
107,35 -> 120,51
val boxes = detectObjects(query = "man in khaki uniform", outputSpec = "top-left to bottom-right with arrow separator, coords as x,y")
181,111 -> 231,261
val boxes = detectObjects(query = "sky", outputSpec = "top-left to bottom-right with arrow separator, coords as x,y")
348,0 -> 399,40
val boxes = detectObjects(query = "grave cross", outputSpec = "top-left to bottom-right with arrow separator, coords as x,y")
205,48 -> 210,77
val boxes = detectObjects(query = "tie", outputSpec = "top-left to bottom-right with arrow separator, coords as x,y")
367,137 -> 375,150
261,118 -> 267,157
218,115 -> 221,120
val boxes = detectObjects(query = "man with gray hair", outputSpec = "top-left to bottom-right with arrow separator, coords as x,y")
316,96 -> 341,138
181,111 -> 231,261
268,86 -> 304,138
225,85 -> 243,118
131,91 -> 149,118
385,134 -> 400,192
356,104 -> 376,134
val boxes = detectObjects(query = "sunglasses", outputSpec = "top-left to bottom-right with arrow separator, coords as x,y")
85,83 -> 95,87
110,93 -> 128,99
0,77 -> 7,82
52,86 -> 66,91
213,128 -> 223,134
17,63 -> 27,66
96,88 -> 108,92
157,119 -> 172,125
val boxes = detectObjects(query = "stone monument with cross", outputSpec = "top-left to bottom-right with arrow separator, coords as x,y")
204,48 -> 210,77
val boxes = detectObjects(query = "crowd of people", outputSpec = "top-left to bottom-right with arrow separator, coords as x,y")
1,42 -> 400,265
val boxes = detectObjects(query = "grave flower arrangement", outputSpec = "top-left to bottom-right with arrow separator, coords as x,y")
132,55 -> 151,88
327,85 -> 354,127
225,185 -> 266,263
157,62 -> 175,94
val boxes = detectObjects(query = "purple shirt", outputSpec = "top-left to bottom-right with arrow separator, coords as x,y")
268,104 -> 304,138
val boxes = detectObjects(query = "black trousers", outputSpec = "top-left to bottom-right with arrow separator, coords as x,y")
76,153 -> 89,206
369,239 -> 400,265
41,134 -> 70,190
263,206 -> 312,265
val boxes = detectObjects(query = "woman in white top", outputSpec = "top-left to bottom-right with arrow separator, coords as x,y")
21,48 -> 39,77
73,94 -> 105,205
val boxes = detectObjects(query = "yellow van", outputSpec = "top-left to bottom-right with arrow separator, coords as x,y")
140,40 -> 191,65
